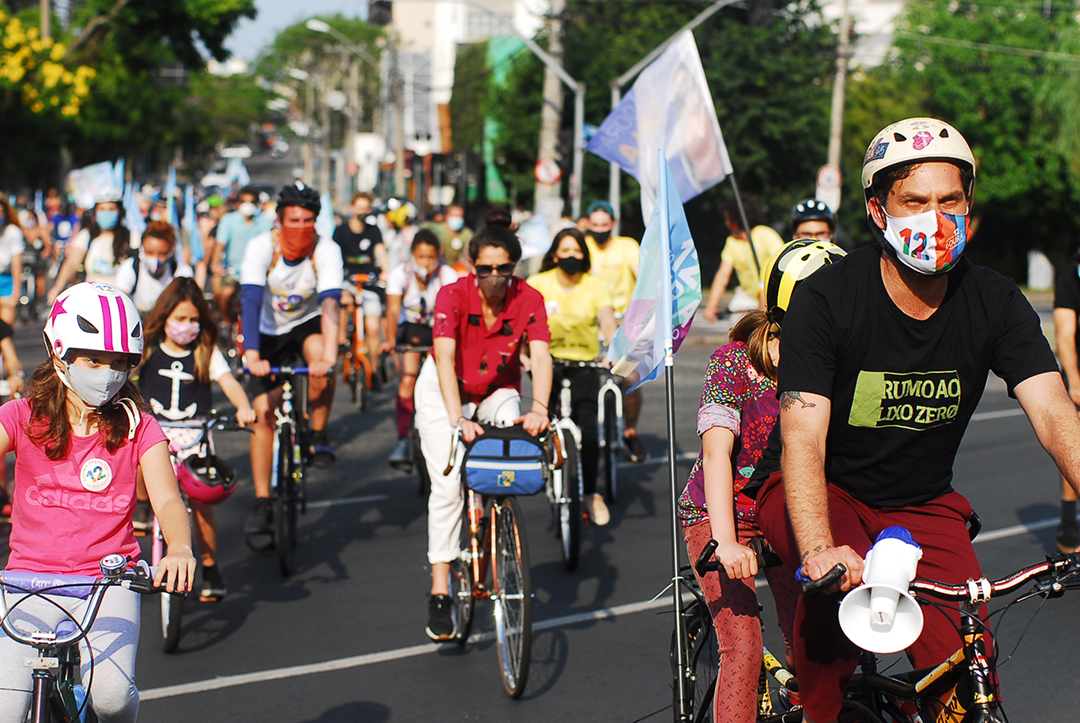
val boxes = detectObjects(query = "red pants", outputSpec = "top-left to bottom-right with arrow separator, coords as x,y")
684,521 -> 801,723
756,474 -> 986,722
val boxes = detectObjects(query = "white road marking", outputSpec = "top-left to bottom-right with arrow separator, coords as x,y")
970,408 -> 1024,422
139,513 -> 1056,702
305,494 -> 388,509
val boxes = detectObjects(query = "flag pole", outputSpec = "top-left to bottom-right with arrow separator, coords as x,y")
727,172 -> 762,277
660,150 -> 690,723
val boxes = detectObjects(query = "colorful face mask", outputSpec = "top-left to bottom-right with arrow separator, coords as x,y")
882,209 -> 969,276
165,319 -> 201,346
279,225 -> 317,261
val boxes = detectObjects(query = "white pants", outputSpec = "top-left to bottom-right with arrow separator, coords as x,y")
415,357 -> 520,564
0,585 -> 140,722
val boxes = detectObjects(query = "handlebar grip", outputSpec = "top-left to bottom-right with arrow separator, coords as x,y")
798,563 -> 846,596
694,539 -> 720,577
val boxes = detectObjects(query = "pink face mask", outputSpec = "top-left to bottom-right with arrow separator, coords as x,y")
166,319 -> 200,346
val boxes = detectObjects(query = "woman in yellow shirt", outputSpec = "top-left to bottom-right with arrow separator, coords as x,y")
528,228 -> 618,524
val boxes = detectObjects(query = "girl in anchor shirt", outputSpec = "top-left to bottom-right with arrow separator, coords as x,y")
138,277 -> 255,602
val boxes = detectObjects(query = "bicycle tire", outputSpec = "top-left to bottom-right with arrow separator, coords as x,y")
160,591 -> 183,653
555,432 -> 582,571
356,366 -> 369,411
493,497 -> 532,698
274,423 -> 295,576
602,392 -> 619,504
448,558 -> 474,645
671,598 -> 718,723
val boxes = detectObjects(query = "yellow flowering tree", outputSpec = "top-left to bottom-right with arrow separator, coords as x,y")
0,12 -> 95,117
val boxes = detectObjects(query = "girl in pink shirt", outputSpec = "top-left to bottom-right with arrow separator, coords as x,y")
0,282 -> 195,723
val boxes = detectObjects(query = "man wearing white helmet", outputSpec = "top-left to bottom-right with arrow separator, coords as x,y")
750,118 -> 1080,723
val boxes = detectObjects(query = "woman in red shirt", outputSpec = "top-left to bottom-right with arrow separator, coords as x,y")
415,221 -> 552,641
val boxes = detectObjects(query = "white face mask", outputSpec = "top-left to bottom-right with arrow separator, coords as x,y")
882,208 -> 970,276
239,202 -> 258,218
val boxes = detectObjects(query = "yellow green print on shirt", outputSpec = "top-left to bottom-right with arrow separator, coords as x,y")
849,370 -> 961,431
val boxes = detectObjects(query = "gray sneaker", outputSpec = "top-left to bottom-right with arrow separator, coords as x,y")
389,437 -> 411,468
245,498 -> 273,535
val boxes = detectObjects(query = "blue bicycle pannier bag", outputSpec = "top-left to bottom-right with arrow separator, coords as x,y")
462,425 -> 547,497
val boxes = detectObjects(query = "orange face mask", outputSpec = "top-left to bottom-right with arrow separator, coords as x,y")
279,225 -> 317,261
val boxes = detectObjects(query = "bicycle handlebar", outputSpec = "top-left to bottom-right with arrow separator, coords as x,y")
694,537 -> 785,578
911,552 -> 1080,603
552,358 -> 610,370
0,556 -> 161,648
243,366 -> 311,376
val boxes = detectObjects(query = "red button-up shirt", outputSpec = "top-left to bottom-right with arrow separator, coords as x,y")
432,275 -> 550,399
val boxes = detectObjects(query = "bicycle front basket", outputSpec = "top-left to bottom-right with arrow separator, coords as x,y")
461,425 -> 548,497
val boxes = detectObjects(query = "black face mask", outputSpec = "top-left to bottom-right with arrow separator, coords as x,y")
556,256 -> 585,276
591,230 -> 611,245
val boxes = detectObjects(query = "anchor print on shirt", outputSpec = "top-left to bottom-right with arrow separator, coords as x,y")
150,360 -> 197,420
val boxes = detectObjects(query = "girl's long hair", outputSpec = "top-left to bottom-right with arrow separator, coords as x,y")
28,359 -> 146,460
142,277 -> 219,384
728,310 -> 777,382
0,198 -> 23,235
539,227 -> 592,274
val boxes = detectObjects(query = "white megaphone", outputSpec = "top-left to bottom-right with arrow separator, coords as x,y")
838,527 -> 925,654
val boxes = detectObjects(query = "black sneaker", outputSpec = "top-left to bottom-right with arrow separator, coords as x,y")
245,498 -> 273,535
623,432 -> 648,464
199,565 -> 227,602
426,594 -> 454,641
132,499 -> 153,536
309,430 -> 336,469
1056,514 -> 1078,553
388,437 -> 411,469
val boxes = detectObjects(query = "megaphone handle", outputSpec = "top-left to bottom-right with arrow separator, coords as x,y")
798,563 -> 847,596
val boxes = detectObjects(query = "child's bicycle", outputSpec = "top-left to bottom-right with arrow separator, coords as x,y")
676,524 -> 1080,723
0,554 -> 163,723
154,412 -> 248,653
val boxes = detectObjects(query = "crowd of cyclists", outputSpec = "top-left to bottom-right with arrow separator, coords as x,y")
4,115 -> 1080,722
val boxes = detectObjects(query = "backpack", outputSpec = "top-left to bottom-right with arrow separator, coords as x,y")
461,424 -> 552,497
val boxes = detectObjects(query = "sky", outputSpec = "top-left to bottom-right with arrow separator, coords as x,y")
224,0 -> 367,61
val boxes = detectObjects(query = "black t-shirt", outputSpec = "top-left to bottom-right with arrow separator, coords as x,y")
756,245 -> 1056,508
1053,264 -> 1080,357
333,222 -> 383,277
139,347 -> 212,420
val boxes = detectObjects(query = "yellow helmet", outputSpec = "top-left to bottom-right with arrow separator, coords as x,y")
763,239 -> 846,327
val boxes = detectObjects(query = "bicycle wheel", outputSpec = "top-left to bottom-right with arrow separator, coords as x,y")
155,520 -> 183,653
492,497 -> 532,698
671,598 -> 718,723
160,592 -> 183,653
274,424 -> 295,576
448,558 -> 474,645
602,392 -> 619,504
554,431 -> 582,571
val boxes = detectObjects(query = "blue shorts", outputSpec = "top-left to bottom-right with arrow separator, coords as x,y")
0,274 -> 13,298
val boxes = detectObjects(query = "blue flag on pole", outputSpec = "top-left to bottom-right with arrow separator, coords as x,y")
183,185 -> 204,264
606,151 -> 702,389
123,183 -> 146,239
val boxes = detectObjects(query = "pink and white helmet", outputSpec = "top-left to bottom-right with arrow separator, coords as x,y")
44,282 -> 143,362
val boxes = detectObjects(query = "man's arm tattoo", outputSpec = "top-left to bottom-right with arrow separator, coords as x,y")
780,391 -> 817,412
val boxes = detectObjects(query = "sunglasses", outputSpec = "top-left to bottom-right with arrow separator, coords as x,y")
475,263 -> 515,278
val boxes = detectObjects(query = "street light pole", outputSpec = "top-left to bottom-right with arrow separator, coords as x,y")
826,0 -> 852,169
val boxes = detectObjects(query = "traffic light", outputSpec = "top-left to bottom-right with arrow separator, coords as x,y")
370,1 -> 392,26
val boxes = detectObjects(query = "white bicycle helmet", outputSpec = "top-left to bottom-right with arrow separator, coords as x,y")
44,282 -> 143,363
861,118 -> 976,204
